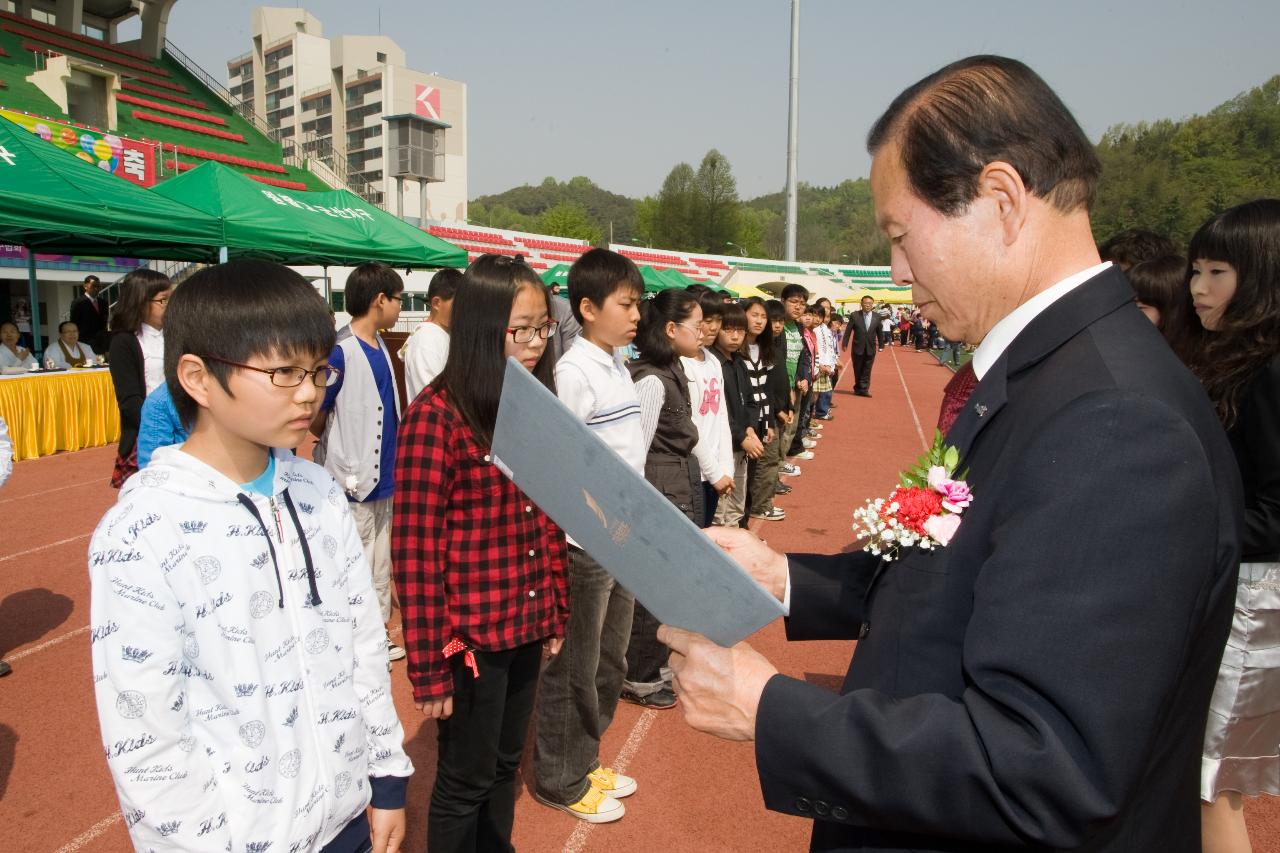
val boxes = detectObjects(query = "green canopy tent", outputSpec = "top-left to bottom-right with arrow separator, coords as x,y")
540,263 -> 571,288
657,267 -> 697,289
0,114 -> 226,355
151,162 -> 467,270
639,265 -> 676,294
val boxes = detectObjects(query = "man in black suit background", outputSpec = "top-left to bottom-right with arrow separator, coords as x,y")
69,275 -> 109,353
843,295 -> 879,396
660,55 -> 1241,851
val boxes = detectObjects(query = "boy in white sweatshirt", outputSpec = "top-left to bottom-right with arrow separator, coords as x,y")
89,261 -> 412,853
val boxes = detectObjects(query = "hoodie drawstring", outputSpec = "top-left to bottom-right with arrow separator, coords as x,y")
281,489 -> 322,607
236,493 -> 285,609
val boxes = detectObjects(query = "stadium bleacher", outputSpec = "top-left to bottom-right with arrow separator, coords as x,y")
0,11 -> 327,192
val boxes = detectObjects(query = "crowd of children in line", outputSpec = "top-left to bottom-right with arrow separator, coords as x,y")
86,245 -> 873,852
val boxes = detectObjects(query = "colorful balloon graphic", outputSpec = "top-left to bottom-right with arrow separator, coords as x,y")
92,138 -> 111,162
79,134 -> 96,156
33,123 -> 52,141
59,127 -> 77,146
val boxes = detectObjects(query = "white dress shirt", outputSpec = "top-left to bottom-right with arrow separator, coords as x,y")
137,323 -> 165,394
971,262 -> 1112,380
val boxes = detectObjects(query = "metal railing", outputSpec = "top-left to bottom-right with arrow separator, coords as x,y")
163,38 -> 280,144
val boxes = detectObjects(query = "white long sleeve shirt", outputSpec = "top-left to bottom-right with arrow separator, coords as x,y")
681,348 -> 734,484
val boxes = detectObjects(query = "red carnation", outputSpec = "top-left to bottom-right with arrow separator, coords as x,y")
882,486 -> 944,535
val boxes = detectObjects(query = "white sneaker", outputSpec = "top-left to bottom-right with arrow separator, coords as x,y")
792,450 -> 815,460
387,634 -> 406,662
780,463 -> 801,476
802,438 -> 817,449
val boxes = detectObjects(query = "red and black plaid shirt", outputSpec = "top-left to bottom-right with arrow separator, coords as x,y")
392,386 -> 570,702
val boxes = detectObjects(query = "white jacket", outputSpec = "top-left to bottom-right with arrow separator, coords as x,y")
89,446 -> 413,852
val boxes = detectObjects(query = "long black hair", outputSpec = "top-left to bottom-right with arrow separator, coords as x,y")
1186,198 -> 1280,428
1126,254 -> 1195,355
110,268 -> 172,334
634,288 -> 699,367
435,254 -> 555,446
745,296 -> 778,365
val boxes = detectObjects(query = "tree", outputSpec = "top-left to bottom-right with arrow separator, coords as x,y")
653,163 -> 698,250
537,201 -> 602,244
692,149 -> 741,254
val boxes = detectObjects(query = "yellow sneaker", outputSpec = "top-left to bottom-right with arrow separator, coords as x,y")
535,784 -> 625,823
588,766 -> 637,798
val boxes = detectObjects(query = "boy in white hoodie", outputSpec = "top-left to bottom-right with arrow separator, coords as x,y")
89,261 -> 413,853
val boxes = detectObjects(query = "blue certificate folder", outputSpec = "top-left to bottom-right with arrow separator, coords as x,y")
492,358 -> 786,647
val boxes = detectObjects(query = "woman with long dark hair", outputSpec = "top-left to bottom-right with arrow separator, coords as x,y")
391,254 -> 569,852
1187,199 -> 1280,853
107,268 -> 173,486
742,297 -> 790,521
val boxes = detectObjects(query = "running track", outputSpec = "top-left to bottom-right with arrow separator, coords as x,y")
0,347 -> 1274,851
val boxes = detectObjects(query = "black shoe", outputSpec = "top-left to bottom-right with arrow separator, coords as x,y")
775,483 -> 793,496
855,390 -> 871,397
0,659 -> 10,677
621,688 -> 678,709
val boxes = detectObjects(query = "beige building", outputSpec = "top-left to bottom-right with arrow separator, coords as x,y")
227,6 -> 467,222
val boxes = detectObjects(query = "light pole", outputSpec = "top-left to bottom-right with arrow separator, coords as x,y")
784,0 -> 800,262
725,241 -> 748,257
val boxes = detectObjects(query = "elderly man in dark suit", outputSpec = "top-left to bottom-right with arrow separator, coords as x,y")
660,55 -> 1241,852
843,295 -> 879,396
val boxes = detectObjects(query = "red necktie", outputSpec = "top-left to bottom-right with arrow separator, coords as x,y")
938,362 -> 978,434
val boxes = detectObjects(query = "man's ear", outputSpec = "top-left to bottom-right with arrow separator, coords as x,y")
977,160 -> 1028,246
578,297 -> 598,324
176,354 -> 214,410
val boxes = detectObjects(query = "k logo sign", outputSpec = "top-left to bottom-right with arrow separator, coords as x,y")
414,85 -> 441,120
0,145 -> 15,166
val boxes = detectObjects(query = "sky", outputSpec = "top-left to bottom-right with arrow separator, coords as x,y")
158,0 -> 1280,202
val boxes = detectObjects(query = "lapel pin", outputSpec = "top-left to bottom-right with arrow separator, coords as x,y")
975,403 -> 988,417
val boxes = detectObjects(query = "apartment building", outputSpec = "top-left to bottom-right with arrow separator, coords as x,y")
227,6 -> 467,222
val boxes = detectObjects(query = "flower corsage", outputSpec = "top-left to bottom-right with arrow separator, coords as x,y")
852,430 -> 972,561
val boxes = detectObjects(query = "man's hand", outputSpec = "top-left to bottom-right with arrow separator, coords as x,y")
796,378 -> 809,394
742,431 -> 764,459
370,807 -> 405,853
705,526 -> 788,602
713,475 -> 734,496
416,697 -> 453,720
543,636 -> 564,656
658,626 -> 778,742
765,427 -> 776,444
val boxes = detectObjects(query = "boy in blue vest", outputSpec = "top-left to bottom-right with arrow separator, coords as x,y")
314,262 -> 405,662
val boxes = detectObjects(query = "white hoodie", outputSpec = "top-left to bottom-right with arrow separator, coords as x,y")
89,446 -> 413,852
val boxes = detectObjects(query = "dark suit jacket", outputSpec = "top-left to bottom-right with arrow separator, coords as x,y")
108,331 -> 146,456
844,310 -> 879,356
1231,353 -> 1280,561
755,268 -> 1242,851
70,292 -> 109,341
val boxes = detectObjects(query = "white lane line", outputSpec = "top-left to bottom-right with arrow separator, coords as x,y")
561,709 -> 657,853
52,812 -> 123,853
0,533 -> 91,563
8,624 -> 90,662
0,478 -> 102,504
888,347 -> 929,452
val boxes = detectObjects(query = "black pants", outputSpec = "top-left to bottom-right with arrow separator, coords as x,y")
789,388 -> 815,455
853,349 -> 876,393
429,642 -> 542,853
625,457 -> 699,692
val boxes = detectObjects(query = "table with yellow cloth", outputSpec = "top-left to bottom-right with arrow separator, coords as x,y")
0,369 -> 121,462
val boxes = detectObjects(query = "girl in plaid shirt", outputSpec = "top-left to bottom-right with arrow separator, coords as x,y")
392,254 -> 570,852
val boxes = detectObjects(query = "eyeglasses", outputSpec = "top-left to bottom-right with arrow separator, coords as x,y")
200,355 -> 341,388
151,295 -> 170,306
506,321 -> 559,343
675,322 -> 702,336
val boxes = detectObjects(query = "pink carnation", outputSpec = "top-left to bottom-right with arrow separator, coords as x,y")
923,513 -> 962,546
